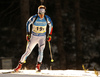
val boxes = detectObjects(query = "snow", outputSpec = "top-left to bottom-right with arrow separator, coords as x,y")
0,70 -> 100,77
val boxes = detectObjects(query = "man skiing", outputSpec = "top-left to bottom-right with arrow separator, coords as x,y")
14,5 -> 53,72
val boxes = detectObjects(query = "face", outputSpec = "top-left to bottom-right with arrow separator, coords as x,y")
38,8 -> 45,18
38,14 -> 44,18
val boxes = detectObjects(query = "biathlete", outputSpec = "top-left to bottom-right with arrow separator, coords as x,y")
14,5 -> 53,72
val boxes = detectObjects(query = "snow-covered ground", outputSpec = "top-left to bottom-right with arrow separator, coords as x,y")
0,70 -> 100,77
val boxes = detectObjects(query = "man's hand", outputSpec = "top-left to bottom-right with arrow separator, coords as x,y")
47,34 -> 51,42
26,33 -> 30,42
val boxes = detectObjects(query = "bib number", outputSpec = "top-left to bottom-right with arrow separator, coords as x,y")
33,25 -> 46,33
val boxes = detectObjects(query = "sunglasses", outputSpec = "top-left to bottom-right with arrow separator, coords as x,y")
38,8 -> 45,14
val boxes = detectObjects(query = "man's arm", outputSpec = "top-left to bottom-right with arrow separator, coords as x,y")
46,15 -> 53,41
26,15 -> 36,41
26,16 -> 35,33
46,16 -> 53,35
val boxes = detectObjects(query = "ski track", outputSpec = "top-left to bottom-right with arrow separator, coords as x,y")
0,70 -> 100,77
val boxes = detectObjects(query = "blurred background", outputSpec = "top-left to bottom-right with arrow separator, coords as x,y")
0,0 -> 100,70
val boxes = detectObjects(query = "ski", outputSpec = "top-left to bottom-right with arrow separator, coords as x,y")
36,71 -> 49,75
82,64 -> 89,73
2,71 -> 21,74
36,70 -> 41,73
82,64 -> 99,76
94,67 -> 99,76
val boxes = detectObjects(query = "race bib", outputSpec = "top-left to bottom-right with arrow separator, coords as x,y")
32,25 -> 46,33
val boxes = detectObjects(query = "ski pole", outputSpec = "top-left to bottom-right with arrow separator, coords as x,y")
26,41 -> 29,49
48,41 -> 54,62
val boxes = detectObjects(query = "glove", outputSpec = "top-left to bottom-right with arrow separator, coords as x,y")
26,33 -> 30,42
47,34 -> 52,42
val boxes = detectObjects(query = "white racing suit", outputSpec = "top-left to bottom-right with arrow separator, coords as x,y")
20,14 -> 53,63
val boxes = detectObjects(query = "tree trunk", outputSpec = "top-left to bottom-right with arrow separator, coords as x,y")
20,0 -> 30,51
74,0 -> 83,70
20,0 -> 30,69
55,0 -> 66,69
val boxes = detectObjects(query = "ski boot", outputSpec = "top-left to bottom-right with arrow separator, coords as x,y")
36,62 -> 41,72
14,62 -> 23,72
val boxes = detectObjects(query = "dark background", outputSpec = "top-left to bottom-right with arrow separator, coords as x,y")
0,0 -> 100,70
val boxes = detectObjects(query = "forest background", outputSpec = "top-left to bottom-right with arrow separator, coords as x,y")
0,0 -> 100,70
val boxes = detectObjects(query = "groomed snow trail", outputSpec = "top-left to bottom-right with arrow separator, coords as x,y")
0,70 -> 100,77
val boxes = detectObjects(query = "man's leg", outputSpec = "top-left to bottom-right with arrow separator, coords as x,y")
15,35 -> 38,72
36,36 -> 46,72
